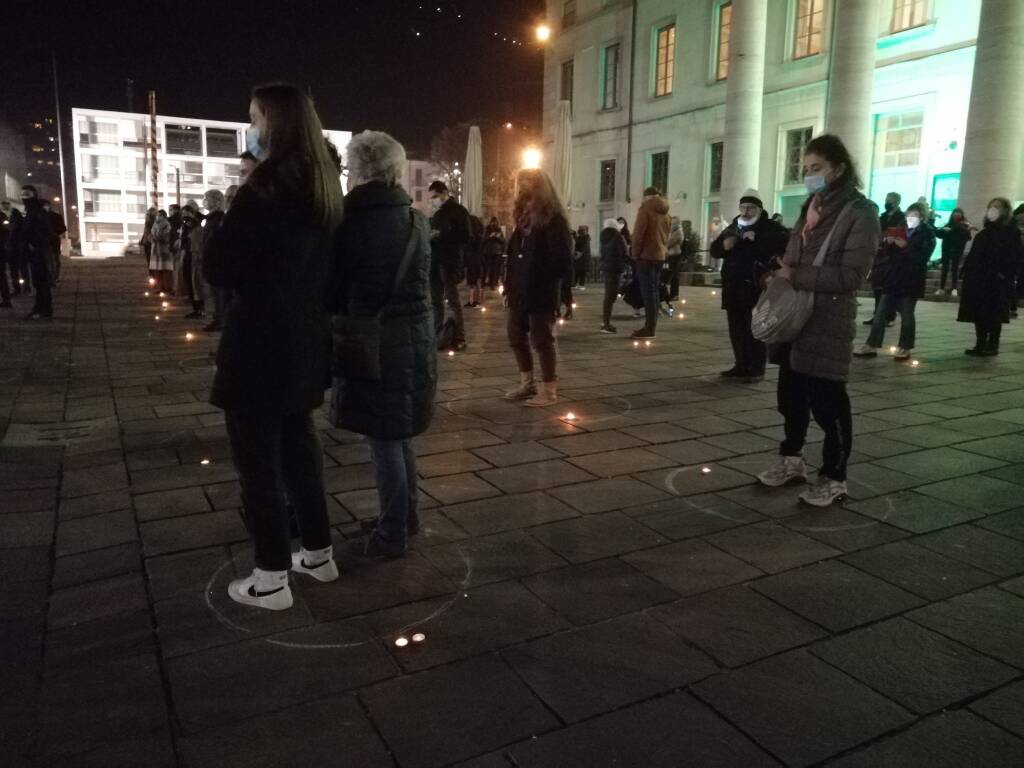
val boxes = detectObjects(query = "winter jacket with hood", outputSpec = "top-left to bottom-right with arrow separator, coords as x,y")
600,219 -> 628,273
505,213 -> 574,314
328,181 -> 437,440
631,195 -> 671,262
884,221 -> 936,299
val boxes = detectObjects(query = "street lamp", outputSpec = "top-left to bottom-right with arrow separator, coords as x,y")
522,147 -> 542,169
536,24 -> 552,43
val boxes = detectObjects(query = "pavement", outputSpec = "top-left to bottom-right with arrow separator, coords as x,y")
2,258 -> 1024,768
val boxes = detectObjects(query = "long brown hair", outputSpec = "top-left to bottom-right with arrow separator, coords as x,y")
513,168 -> 568,229
247,83 -> 343,227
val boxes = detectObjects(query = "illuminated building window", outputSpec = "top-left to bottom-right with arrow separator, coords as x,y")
793,0 -> 826,59
648,151 -> 669,195
599,159 -> 616,202
715,3 -> 732,81
874,109 -> 924,168
784,127 -> 814,185
600,43 -> 621,110
654,23 -> 676,97
708,141 -> 724,194
891,0 -> 927,33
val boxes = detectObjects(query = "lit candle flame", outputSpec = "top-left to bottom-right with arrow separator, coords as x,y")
154,315 -> 160,320
412,633 -> 426,643
394,637 -> 409,647
565,412 -> 576,421
645,340 -> 652,347
200,458 -> 210,465
701,466 -> 712,474
448,350 -> 455,357
185,332 -> 194,340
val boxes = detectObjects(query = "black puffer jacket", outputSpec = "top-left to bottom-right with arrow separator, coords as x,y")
936,220 -> 972,262
958,221 -> 1022,327
885,223 -> 936,299
600,226 -> 628,273
505,214 -> 574,314
203,183 -> 337,414
328,182 -> 436,440
709,211 -> 789,311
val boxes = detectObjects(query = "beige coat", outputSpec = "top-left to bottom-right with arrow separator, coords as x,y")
632,195 -> 671,261
782,194 -> 879,382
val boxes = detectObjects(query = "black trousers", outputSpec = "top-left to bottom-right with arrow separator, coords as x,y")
430,261 -> 465,344
726,307 -> 766,375
940,252 -> 962,291
974,322 -> 1003,351
777,352 -> 852,482
666,254 -> 682,300
29,257 -> 52,316
872,289 -> 896,322
225,409 -> 332,572
602,271 -> 621,325
0,252 -> 11,301
574,255 -> 589,287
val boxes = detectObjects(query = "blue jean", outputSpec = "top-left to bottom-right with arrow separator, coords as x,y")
635,260 -> 662,331
867,294 -> 917,350
367,437 -> 419,544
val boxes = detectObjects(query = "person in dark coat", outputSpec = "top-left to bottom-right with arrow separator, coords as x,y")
203,83 -> 344,611
710,188 -> 789,382
857,202 -> 935,360
428,180 -> 471,350
201,189 -> 227,332
328,130 -> 436,558
599,218 -> 628,333
464,214 -> 484,308
866,191 -> 906,325
0,199 -> 20,308
481,217 -> 505,289
13,186 -> 55,320
935,207 -> 972,296
573,225 -> 592,288
503,168 -> 573,407
617,216 -> 632,249
958,198 -> 1022,356
41,201 -> 66,285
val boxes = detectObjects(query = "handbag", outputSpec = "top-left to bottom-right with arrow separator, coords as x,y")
332,211 -> 420,382
752,200 -> 856,344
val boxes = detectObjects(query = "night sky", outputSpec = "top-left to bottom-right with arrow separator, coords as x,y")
6,0 -> 546,155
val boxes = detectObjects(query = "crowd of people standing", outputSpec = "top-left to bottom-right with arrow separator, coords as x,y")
1,186 -> 66,319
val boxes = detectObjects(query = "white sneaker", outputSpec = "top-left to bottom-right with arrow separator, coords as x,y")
504,380 -> 537,401
951,289 -> 958,298
228,568 -> 293,611
893,347 -> 911,360
799,478 -> 848,507
291,549 -> 340,582
853,344 -> 879,358
525,381 -> 558,407
757,455 -> 809,488
934,289 -> 945,297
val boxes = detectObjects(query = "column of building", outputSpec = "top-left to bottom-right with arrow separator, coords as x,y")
957,0 -> 1024,220
824,0 -> 880,176
720,0 -> 769,213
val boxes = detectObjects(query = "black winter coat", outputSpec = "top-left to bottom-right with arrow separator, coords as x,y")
936,221 -> 971,262
505,214 -> 574,314
482,224 -> 505,257
873,208 -> 908,288
885,224 -> 936,299
328,182 -> 436,441
600,227 -> 628,273
430,198 -> 471,272
709,211 -> 789,311
203,183 -> 337,415
11,200 -> 52,265
957,222 -> 1022,326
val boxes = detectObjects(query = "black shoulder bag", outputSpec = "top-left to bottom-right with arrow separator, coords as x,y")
332,211 -> 420,382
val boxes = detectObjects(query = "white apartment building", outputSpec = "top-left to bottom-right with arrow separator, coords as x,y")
542,0 -> 1023,248
72,107 -> 351,257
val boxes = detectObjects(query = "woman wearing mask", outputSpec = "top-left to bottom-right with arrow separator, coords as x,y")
935,208 -> 972,297
204,83 -> 344,610
503,169 -> 573,407
599,218 -> 629,333
957,198 -> 1022,356
329,131 -> 435,558
758,135 -> 879,507
855,202 -> 935,361
617,217 -> 632,250
148,210 -> 174,294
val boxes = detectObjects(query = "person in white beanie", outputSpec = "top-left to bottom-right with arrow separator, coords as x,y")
599,218 -> 629,332
710,188 -> 789,382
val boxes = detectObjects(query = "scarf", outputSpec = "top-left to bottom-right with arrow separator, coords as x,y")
798,183 -> 858,260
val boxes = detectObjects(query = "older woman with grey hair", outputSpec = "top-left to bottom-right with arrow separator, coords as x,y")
328,130 -> 436,558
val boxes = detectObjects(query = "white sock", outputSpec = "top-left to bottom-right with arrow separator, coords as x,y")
302,545 -> 333,566
253,568 -> 289,591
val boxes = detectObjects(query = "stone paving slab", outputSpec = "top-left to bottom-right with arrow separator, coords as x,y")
3,260 -> 1024,766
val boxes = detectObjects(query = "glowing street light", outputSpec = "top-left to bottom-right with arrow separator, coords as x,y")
522,147 -> 542,170
535,24 -> 552,43
504,122 -> 513,130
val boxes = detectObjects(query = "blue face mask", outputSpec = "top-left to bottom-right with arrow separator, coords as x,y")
804,175 -> 827,194
245,125 -> 263,158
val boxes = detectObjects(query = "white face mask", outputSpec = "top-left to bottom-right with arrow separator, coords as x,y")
737,216 -> 757,228
804,175 -> 827,194
986,207 -> 1002,222
906,215 -> 921,230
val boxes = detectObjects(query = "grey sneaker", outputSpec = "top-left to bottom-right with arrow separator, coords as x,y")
757,455 -> 809,488
799,478 -> 848,507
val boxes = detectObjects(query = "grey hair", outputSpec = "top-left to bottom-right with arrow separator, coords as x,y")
346,130 -> 407,187
204,189 -> 225,206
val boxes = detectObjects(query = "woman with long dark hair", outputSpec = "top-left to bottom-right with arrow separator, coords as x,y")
204,83 -> 344,610
758,134 -> 879,507
935,207 -> 972,297
503,169 -> 573,407
957,197 -> 1022,356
